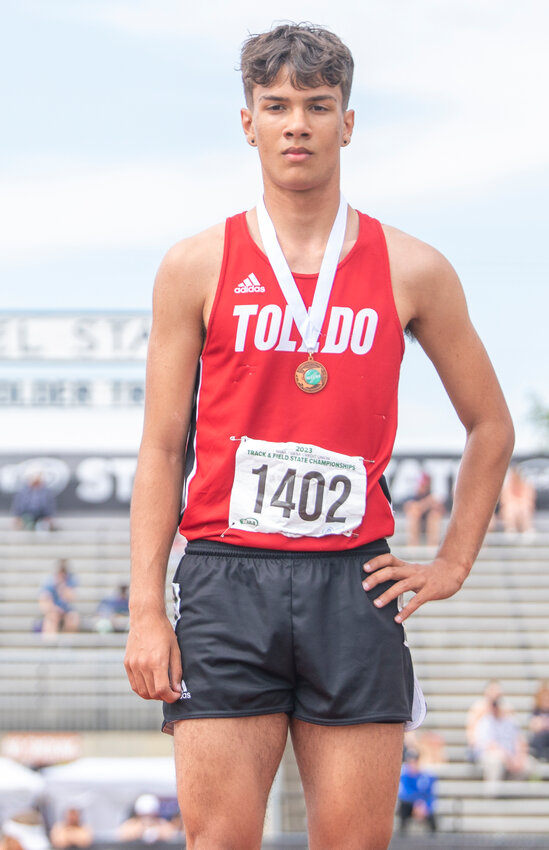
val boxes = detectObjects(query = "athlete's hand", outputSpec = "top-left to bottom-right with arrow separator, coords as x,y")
124,613 -> 183,703
362,553 -> 468,623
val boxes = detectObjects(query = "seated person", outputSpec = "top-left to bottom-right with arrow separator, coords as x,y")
499,465 -> 535,534
11,472 -> 56,530
529,681 -> 549,762
472,695 -> 530,791
94,585 -> 130,632
397,749 -> 437,834
117,794 -> 177,843
466,680 -> 514,757
403,472 -> 445,546
1,810 -> 49,850
50,808 -> 93,850
39,559 -> 80,634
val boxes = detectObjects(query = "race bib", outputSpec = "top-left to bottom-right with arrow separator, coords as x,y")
228,437 -> 367,538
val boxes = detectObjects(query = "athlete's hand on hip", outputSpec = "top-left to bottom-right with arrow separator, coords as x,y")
362,553 -> 467,623
124,613 -> 183,702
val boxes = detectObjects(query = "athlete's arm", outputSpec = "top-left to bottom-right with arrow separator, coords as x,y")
362,229 -> 514,622
124,224 -> 224,702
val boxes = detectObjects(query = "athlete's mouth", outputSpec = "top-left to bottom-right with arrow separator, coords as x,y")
282,147 -> 313,160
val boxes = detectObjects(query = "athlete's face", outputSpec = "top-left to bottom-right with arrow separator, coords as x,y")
241,70 -> 354,193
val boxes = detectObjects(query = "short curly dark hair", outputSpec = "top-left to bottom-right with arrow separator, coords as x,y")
240,22 -> 354,109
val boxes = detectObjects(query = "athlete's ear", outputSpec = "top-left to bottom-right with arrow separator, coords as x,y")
241,108 -> 256,147
342,109 -> 355,147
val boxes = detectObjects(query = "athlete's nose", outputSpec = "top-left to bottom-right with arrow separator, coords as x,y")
283,108 -> 311,139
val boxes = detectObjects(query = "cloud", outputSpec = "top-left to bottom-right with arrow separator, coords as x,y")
0,153 -> 261,260
4,1 -> 548,259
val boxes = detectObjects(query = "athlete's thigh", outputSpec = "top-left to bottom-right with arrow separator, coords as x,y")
174,713 -> 288,848
290,719 -> 404,850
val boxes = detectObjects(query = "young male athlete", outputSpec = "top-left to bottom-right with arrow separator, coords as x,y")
124,23 -> 514,850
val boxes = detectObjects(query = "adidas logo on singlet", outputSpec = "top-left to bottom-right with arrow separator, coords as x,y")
234,272 -> 265,294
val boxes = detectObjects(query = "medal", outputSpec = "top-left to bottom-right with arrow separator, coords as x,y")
295,355 -> 328,393
256,193 -> 348,393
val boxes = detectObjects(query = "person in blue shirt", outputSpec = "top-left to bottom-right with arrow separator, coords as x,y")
398,749 -> 437,834
39,559 -> 80,634
12,472 -> 56,530
95,585 -> 130,633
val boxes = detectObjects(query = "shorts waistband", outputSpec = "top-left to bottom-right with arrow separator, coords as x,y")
184,538 -> 390,560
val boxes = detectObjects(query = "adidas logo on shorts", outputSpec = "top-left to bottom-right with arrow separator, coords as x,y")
179,678 -> 192,700
234,273 -> 265,294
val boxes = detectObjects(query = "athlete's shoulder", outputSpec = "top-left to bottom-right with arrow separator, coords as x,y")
380,223 -> 464,330
159,220 -> 227,281
152,220 -> 227,313
381,223 -> 455,281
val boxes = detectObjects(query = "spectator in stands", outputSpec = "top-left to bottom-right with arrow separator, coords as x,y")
94,585 -> 130,633
1,811 -> 49,850
404,728 -> 446,767
499,464 -> 536,535
529,680 -> 549,762
11,472 -> 56,531
49,809 -> 93,850
471,694 -> 531,792
38,559 -> 80,635
397,749 -> 437,835
117,794 -> 177,843
403,471 -> 445,546
466,680 -> 514,755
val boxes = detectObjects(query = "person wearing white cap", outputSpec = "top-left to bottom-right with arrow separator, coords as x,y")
117,795 -> 176,844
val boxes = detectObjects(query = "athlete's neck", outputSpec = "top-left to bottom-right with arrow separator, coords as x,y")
249,185 -> 357,275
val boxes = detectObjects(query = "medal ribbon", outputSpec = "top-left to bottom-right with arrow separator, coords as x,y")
256,193 -> 348,354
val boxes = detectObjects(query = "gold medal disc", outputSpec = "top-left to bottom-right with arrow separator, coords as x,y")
295,359 -> 328,393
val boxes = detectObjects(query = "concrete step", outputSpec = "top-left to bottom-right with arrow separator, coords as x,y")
1,646 -> 126,662
0,515 -> 130,530
0,531 -> 131,546
410,601 -> 549,615
401,542 -> 549,558
415,662 -> 549,678
437,780 -> 549,798
414,678 -> 545,696
0,602 -> 124,616
0,558 -> 131,571
0,702 -> 160,732
406,617 -> 549,631
0,631 -> 128,647
411,644 -> 549,661
406,632 -> 549,647
414,694 -> 537,712
0,572 -> 133,588
0,586 -> 134,601
0,543 -> 131,558
419,709 -> 531,729
431,588 -> 549,601
434,815 -> 549,834
0,662 -> 126,678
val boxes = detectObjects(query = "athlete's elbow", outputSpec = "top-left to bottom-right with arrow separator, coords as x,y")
492,405 -> 515,461
468,409 -> 515,463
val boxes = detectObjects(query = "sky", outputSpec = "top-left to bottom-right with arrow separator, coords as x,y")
1,0 -> 548,453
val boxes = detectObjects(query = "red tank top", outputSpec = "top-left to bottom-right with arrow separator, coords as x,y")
178,210 -> 404,550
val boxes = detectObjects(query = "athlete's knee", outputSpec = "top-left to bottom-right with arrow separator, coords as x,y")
182,804 -> 263,850
310,812 -> 394,850
185,823 -> 261,850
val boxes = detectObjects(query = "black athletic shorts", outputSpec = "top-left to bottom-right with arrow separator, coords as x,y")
162,539 -> 425,734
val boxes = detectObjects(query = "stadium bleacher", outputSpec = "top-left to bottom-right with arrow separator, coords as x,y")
1,513 -> 548,842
